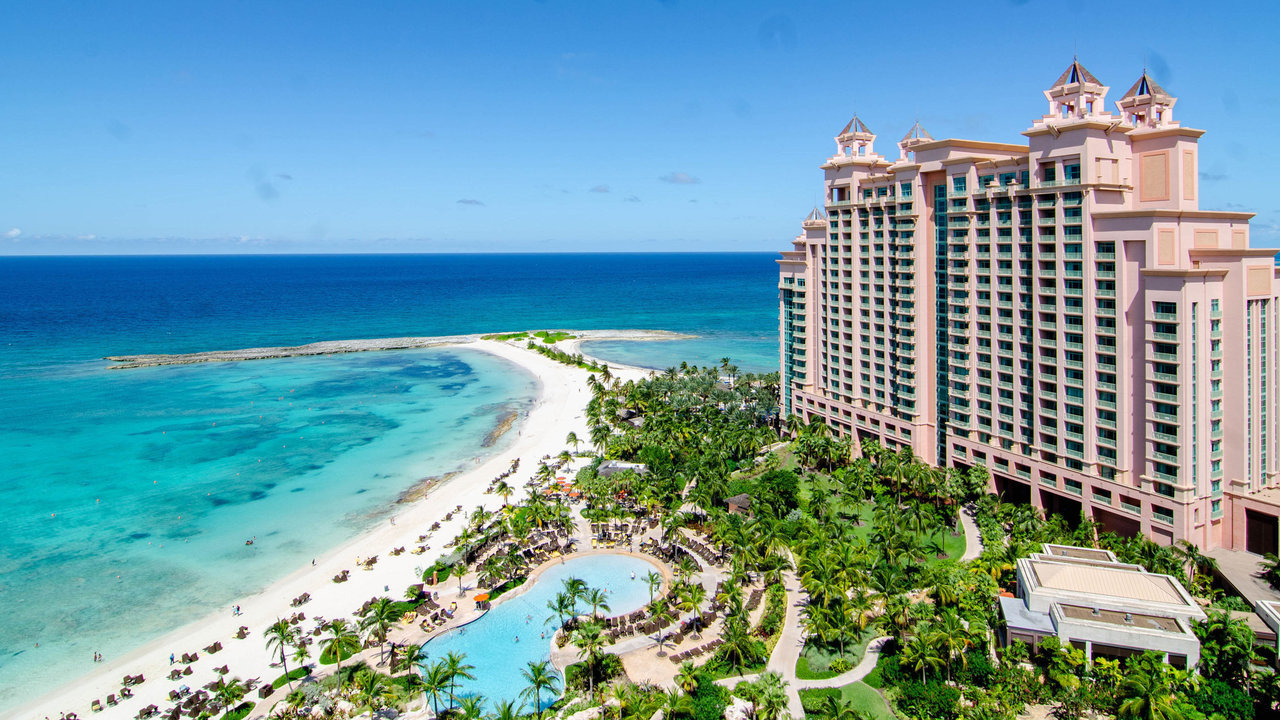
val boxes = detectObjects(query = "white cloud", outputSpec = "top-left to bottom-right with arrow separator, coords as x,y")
659,171 -> 700,185
5,228 -> 20,238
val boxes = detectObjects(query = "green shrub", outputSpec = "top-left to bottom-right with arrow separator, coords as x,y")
799,688 -> 841,714
1192,678 -> 1255,720
898,680 -> 961,720
691,676 -> 729,720
829,657 -> 852,674
224,702 -> 255,720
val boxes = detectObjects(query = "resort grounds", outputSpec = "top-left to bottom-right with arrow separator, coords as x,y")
19,332 -> 1280,720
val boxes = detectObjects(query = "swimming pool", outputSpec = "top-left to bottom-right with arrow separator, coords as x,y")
422,553 -> 660,712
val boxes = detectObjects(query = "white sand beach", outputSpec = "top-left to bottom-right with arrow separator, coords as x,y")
13,337 -> 652,720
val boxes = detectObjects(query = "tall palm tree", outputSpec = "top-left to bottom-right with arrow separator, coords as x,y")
684,582 -> 708,637
263,619 -> 298,691
644,570 -> 663,604
650,599 -> 676,656
546,590 -> 577,630
583,587 -> 611,620
395,643 -> 428,676
320,619 -> 361,687
443,651 -> 476,711
819,694 -> 869,720
422,660 -> 452,717
565,431 -> 581,452
933,611 -> 973,682
359,597 -> 399,666
211,676 -> 246,720
520,660 -> 560,719
899,634 -> 943,683
571,621 -> 612,698
494,480 -> 514,509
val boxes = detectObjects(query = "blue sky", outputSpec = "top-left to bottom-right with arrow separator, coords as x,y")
2,0 -> 1278,254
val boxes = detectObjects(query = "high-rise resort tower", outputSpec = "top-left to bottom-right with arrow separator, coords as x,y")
779,61 -> 1280,553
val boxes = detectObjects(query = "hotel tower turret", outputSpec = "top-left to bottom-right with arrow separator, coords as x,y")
779,61 -> 1280,553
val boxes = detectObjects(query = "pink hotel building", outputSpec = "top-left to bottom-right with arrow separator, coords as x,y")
778,61 -> 1280,554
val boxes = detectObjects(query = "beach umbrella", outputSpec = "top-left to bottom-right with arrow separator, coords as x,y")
473,593 -> 491,603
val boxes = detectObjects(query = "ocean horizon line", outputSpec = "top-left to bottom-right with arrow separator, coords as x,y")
0,249 -> 781,259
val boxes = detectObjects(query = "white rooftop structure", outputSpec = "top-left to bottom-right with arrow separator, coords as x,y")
1002,544 -> 1204,668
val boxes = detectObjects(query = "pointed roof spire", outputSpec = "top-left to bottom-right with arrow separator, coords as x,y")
900,120 -> 933,144
805,207 -> 827,223
1049,59 -> 1102,90
838,114 -> 872,136
1121,71 -> 1171,102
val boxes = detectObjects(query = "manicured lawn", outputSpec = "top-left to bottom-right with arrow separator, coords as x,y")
843,503 -> 965,562
795,629 -> 877,680
799,682 -> 895,720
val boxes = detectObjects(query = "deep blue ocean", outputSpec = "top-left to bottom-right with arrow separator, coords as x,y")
0,253 -> 778,710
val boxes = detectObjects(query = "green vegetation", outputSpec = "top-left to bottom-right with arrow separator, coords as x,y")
526,341 -> 604,371
223,701 -> 255,720
483,330 -> 577,343
271,666 -> 310,689
796,628 -> 876,680
799,682 -> 894,720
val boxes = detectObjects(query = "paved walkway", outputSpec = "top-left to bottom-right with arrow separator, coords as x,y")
1206,546 -> 1280,608
959,505 -> 985,561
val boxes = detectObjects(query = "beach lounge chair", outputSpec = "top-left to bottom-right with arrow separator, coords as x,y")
107,695 -> 117,706
91,699 -> 103,712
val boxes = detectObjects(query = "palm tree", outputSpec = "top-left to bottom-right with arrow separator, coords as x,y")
359,597 -> 399,666
494,480 -> 514,509
644,570 -> 663,604
546,590 -> 577,630
933,611 -> 973,681
520,660 -> 560,719
650,599 -> 676,656
263,619 -> 298,691
899,634 -> 943,683
566,430 -> 581,452
755,672 -> 789,720
571,620 -> 612,697
493,698 -> 521,720
444,650 -> 476,711
320,619 -> 361,687
211,676 -> 246,720
353,668 -> 392,710
684,582 -> 707,637
395,643 -> 427,676
583,587 -> 611,620
422,660 -> 452,716
675,661 -> 699,695
458,694 -> 487,720
1116,667 -> 1186,720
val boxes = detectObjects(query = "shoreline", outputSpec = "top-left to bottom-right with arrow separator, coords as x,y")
10,337 -> 654,720
103,329 -> 693,369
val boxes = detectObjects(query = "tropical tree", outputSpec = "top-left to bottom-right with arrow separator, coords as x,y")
755,672 -> 790,720
211,676 -> 246,720
520,659 -> 560,720
458,694 -> 487,720
566,430 -> 581,451
493,699 -> 521,720
319,619 -> 361,687
1115,664 -> 1190,720
547,590 -> 577,630
422,660 -> 452,716
395,643 -> 428,676
263,619 -> 299,691
583,587 -> 611,620
675,661 -> 700,695
899,633 -> 944,683
645,570 -> 663,604
359,597 -> 399,666
494,480 -> 514,508
571,620 -> 613,697
443,651 -> 476,711
1193,610 -> 1257,686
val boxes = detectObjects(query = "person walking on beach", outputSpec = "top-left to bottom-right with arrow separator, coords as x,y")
170,653 -> 174,665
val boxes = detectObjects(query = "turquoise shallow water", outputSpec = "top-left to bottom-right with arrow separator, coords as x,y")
423,554 -> 658,711
0,253 -> 778,711
0,348 -> 536,710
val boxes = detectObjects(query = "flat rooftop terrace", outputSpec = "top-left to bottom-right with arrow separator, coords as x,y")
1028,558 -> 1192,607
1059,604 -> 1183,634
